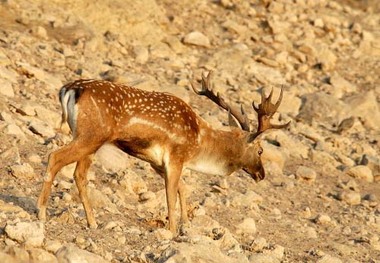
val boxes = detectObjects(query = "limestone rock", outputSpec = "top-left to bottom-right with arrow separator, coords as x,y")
95,144 -> 129,174
344,91 -> 380,130
297,92 -> 348,126
183,31 -> 210,47
236,218 -> 256,234
0,79 -> 14,97
296,166 -> 317,183
345,165 -> 374,182
9,163 -> 35,179
55,243 -> 108,263
5,221 -> 45,247
29,120 -> 56,138
28,248 -> 58,263
317,254 -> 342,263
158,241 -> 245,263
338,191 -> 361,205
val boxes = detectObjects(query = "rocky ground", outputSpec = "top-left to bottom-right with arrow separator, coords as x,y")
0,0 -> 379,262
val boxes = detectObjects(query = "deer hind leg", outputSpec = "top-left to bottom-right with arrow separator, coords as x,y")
164,160 -> 183,234
37,138 -> 102,222
73,155 -> 97,229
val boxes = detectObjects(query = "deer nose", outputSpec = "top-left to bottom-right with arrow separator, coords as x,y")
252,168 -> 265,182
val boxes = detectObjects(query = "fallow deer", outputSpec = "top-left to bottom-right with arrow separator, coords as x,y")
37,71 -> 289,233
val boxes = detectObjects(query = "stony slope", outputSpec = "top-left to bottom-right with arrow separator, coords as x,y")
0,0 -> 379,262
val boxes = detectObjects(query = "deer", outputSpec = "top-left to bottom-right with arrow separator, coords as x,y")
36,71 -> 290,233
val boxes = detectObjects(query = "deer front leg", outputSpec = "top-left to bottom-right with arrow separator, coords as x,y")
73,155 -> 97,229
178,179 -> 189,225
164,161 -> 182,234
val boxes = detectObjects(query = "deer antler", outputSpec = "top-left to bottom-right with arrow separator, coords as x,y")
191,71 -> 250,131
248,88 -> 290,142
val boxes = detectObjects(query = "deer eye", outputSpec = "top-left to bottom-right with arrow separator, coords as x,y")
258,148 -> 263,155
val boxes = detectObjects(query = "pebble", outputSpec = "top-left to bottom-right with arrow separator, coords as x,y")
317,254 -> 343,263
154,228 -> 173,240
314,214 -> 332,225
345,165 -> 374,182
250,237 -> 267,252
296,166 -> 317,183
183,31 -> 210,47
338,191 -> 361,205
236,218 -> 256,234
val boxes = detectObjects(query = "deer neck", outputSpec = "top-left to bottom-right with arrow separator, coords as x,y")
185,120 -> 247,176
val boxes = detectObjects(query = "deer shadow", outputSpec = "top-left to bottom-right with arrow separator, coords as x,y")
0,193 -> 37,216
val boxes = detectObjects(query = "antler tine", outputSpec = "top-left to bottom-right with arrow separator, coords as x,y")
274,87 -> 284,111
248,87 -> 290,142
191,71 -> 250,131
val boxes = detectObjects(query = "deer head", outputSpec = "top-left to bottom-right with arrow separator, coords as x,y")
191,71 -> 290,182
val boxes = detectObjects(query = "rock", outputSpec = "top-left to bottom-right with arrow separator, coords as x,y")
29,120 -> 56,138
6,123 -> 26,138
305,226 -> 318,239
9,163 -> 35,179
5,221 -> 45,247
236,218 -> 256,234
95,144 -> 129,174
119,170 -> 148,195
247,62 -> 286,85
338,191 -> 361,205
154,228 -> 173,240
0,251 -> 18,263
0,147 -> 21,164
314,214 -> 332,225
230,190 -> 263,209
0,111 -> 15,124
345,165 -> 373,183
317,254 -> 342,263
329,72 -> 357,96
0,79 -> 14,97
297,92 -> 348,126
14,103 -> 36,116
296,166 -> 317,183
28,248 -> 58,263
15,62 -> 63,90
267,245 -> 285,260
249,254 -> 280,263
139,191 -> 156,202
88,186 -> 119,213
344,91 -> 380,130
44,239 -> 63,253
55,243 -> 108,263
360,154 -> 380,177
249,237 -> 267,252
60,163 -> 76,179
3,246 -> 30,262
158,241 -> 245,263
183,31 -> 210,47
0,200 -> 26,213
189,215 -> 221,236
34,106 -> 60,128
0,66 -> 19,83
132,45 -> 149,64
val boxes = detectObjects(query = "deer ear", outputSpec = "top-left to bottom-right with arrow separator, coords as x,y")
228,110 -> 242,129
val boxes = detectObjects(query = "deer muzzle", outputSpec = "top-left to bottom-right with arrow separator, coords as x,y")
243,166 -> 265,182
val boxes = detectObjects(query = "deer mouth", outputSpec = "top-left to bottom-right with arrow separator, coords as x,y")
243,168 -> 265,182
